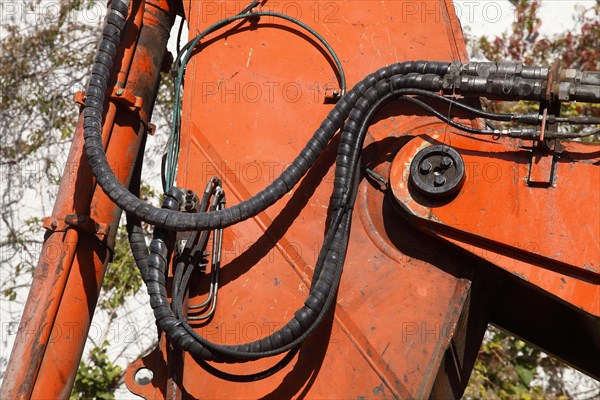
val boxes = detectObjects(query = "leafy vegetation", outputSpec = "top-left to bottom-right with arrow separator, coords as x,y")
473,0 -> 599,69
464,1 -> 599,398
464,326 -> 574,399
1,0 -> 101,304
70,341 -> 123,400
470,0 -> 599,141
0,1 -> 165,397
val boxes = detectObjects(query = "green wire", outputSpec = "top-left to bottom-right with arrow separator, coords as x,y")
164,9 -> 347,191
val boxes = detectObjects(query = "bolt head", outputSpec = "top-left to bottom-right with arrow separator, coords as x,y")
116,88 -> 124,96
408,145 -> 466,199
419,161 -> 432,174
441,156 -> 453,168
434,175 -> 447,187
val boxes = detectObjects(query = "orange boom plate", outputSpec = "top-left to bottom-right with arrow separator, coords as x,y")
125,1 -> 600,399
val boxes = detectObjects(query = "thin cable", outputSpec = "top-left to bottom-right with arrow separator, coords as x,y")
165,8 -> 347,190
403,96 -> 496,135
194,345 -> 300,382
138,77 -> 538,363
172,183 -> 218,319
441,82 -> 457,150
187,189 -> 225,320
391,89 -> 513,122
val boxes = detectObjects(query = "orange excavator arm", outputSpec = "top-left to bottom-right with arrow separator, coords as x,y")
2,1 -> 598,399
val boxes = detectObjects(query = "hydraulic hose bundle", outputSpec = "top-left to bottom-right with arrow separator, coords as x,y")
85,0 -> 600,367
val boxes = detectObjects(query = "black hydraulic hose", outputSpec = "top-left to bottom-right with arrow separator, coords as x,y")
134,72 -> 544,364
401,97 -> 496,135
132,72 -> 453,362
143,71 -> 453,361
141,73 -> 454,362
126,74 -> 536,364
86,3 -> 597,235
331,73 -> 444,209
378,87 -> 512,122
100,0 -> 596,369
396,96 -> 540,137
85,41 -> 452,231
144,186 -> 353,361
128,81 -> 552,364
172,229 -> 200,305
555,116 -> 600,125
126,214 -> 149,279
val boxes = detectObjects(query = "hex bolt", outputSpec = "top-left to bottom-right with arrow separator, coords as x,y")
434,175 -> 447,187
116,88 -> 124,96
441,156 -> 453,169
419,161 -> 433,174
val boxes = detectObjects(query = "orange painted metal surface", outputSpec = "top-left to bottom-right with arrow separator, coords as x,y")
4,0 -> 598,398
389,133 -> 600,317
126,1 -> 492,398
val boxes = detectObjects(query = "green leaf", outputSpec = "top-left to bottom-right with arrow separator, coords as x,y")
70,341 -> 123,400
516,364 -> 535,387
